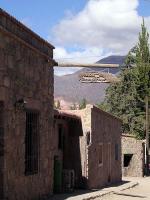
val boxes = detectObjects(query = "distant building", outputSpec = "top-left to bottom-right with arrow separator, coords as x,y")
122,134 -> 145,177
54,105 -> 122,192
0,8 -> 55,200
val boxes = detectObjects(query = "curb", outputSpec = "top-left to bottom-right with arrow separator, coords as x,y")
82,191 -> 113,200
80,181 -> 139,200
120,182 -> 139,191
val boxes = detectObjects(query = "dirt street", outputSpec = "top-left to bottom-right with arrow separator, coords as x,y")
96,177 -> 150,200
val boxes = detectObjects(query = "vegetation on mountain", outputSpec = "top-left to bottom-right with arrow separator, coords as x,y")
54,100 -> 61,109
79,98 -> 87,109
70,103 -> 78,110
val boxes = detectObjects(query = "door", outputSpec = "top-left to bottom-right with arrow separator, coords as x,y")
108,143 -> 111,183
53,156 -> 62,193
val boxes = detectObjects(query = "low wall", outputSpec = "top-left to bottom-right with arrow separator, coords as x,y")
122,135 -> 145,177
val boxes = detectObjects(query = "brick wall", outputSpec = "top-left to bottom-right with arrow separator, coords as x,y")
0,11 -> 54,200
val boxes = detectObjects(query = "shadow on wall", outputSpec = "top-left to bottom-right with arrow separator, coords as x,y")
63,120 -> 87,189
53,114 -> 88,193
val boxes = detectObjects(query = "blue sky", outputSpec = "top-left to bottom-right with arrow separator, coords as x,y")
0,0 -> 87,39
0,0 -> 149,38
1,0 -> 150,75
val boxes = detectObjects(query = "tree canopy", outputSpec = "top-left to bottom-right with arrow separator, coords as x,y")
100,20 -> 150,139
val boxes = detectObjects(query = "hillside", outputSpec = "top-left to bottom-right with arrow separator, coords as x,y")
54,55 -> 126,106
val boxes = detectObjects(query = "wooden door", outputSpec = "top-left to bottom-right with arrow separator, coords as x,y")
53,156 -> 62,193
108,143 -> 111,183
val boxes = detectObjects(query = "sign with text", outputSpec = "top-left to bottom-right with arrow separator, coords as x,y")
79,72 -> 110,83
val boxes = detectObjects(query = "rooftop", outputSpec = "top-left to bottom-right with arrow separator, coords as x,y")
0,8 -> 55,59
54,109 -> 81,121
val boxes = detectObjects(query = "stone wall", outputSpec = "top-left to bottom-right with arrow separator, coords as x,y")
70,105 -> 122,189
122,135 -> 145,177
88,105 -> 122,189
0,10 -> 54,200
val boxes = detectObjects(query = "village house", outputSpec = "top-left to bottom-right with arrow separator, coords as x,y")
54,105 -> 122,192
122,134 -> 145,177
0,8 -> 55,200
0,8 -> 122,200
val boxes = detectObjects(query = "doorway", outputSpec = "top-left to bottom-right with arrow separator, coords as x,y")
108,143 -> 111,183
53,156 -> 62,193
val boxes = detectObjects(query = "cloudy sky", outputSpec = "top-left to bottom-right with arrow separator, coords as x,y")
1,0 -> 150,75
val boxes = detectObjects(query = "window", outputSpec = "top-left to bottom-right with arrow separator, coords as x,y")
25,111 -> 39,175
86,131 -> 91,146
98,143 -> 103,166
115,144 -> 119,161
58,124 -> 63,149
124,154 -> 133,167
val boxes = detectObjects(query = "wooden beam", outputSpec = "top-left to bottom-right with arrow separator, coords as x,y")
56,62 -> 119,68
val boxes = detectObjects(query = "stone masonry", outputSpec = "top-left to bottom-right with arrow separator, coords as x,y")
0,9 -> 55,200
86,105 -> 122,188
122,135 -> 145,177
62,105 -> 122,189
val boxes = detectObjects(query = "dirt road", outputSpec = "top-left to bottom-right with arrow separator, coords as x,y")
97,177 -> 150,200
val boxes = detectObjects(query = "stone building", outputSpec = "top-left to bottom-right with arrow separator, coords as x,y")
122,134 -> 145,177
0,8 -> 55,200
54,105 -> 122,192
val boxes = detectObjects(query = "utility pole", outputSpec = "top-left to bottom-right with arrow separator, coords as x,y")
145,96 -> 149,175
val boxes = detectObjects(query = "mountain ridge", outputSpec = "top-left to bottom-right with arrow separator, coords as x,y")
54,55 -> 126,107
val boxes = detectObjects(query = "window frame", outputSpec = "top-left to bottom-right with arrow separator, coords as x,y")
124,154 -> 133,167
58,124 -> 64,150
115,143 -> 119,161
25,109 -> 40,176
98,143 -> 103,167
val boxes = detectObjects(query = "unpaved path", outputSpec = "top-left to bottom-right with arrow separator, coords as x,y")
96,177 -> 150,200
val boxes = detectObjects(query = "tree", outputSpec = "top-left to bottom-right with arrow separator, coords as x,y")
136,19 -> 150,100
70,103 -> 78,110
79,98 -> 87,109
102,20 -> 150,139
54,100 -> 61,109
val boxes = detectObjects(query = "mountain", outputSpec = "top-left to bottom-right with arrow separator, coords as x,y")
54,55 -> 126,108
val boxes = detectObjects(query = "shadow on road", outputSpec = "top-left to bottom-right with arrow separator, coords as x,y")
50,180 -> 130,200
114,192 -> 146,198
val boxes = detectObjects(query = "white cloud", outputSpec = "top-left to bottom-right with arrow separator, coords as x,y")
52,0 -> 150,76
52,0 -> 150,54
54,46 -> 113,76
54,46 -> 107,63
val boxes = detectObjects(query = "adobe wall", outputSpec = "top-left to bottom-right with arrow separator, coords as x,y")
88,105 -> 122,189
71,105 -> 122,189
0,10 -> 54,200
70,107 -> 92,188
122,136 -> 145,177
